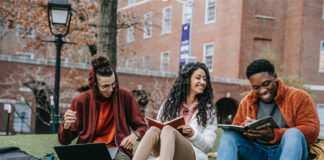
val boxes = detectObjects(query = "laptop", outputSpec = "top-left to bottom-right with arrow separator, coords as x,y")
54,143 -> 118,160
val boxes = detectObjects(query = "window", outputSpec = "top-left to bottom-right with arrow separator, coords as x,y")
126,59 -> 133,68
16,52 -> 34,59
205,0 -> 216,24
127,26 -> 134,43
320,41 -> 324,72
143,12 -> 153,39
162,7 -> 172,34
15,25 -> 35,38
128,0 -> 136,6
182,4 -> 192,24
142,56 -> 151,70
160,51 -> 170,72
203,43 -> 214,71
322,1 -> 324,19
317,104 -> 324,137
13,103 -> 31,133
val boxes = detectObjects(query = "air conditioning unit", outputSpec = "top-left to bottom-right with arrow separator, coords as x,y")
185,56 -> 196,64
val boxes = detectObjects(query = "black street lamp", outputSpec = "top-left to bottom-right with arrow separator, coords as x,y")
46,0 -> 74,133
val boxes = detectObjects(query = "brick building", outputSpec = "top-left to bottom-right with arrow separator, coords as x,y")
0,0 -> 324,135
117,0 -> 324,134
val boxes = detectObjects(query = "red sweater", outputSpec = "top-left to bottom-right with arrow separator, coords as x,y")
233,79 -> 320,145
58,68 -> 147,158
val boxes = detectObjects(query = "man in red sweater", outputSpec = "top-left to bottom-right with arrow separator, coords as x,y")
58,55 -> 147,160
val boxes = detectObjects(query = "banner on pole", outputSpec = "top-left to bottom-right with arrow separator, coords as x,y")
179,23 -> 190,69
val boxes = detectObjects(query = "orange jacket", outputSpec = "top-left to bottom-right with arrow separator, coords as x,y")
233,79 -> 320,145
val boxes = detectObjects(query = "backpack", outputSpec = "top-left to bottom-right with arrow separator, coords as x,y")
0,146 -> 41,160
308,140 -> 324,160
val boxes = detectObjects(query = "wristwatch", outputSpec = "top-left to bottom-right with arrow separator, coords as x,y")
134,131 -> 141,140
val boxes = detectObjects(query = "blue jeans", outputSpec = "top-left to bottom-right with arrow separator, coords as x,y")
217,128 -> 308,160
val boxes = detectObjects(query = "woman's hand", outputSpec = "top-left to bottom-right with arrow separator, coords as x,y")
177,125 -> 194,137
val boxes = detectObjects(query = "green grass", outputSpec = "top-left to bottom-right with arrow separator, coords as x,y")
0,129 -> 223,159
0,134 -> 61,159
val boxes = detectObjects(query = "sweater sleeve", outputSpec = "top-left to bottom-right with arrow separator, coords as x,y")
123,90 -> 147,139
269,95 -> 320,145
58,97 -> 82,145
188,115 -> 218,153
232,100 -> 248,126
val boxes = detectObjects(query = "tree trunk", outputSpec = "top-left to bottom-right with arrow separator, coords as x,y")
97,0 -> 118,67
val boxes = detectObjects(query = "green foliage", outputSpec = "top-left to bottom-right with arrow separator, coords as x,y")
258,46 -> 315,99
241,45 -> 315,99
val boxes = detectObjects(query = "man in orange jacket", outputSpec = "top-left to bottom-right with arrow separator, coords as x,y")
217,59 -> 320,160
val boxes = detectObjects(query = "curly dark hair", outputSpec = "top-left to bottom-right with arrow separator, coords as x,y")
160,62 -> 215,127
91,55 -> 114,77
246,59 -> 275,78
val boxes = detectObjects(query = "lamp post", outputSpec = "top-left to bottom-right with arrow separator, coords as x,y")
46,0 -> 74,133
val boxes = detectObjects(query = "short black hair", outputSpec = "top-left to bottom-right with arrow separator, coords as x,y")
246,59 -> 275,78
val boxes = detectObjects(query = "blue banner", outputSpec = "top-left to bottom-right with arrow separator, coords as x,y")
179,23 -> 190,69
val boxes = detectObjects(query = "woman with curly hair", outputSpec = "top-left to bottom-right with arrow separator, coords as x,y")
133,62 -> 218,160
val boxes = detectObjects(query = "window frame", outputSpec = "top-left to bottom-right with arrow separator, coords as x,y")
143,12 -> 153,39
322,1 -> 324,20
319,40 -> 324,73
128,0 -> 136,6
204,0 -> 217,24
162,6 -> 172,35
126,26 -> 135,43
16,52 -> 34,59
203,42 -> 214,72
160,51 -> 170,72
182,4 -> 192,24
317,104 -> 324,137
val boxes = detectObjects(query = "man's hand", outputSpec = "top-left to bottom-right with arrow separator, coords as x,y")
63,109 -> 77,129
120,133 -> 138,150
243,125 -> 274,141
177,125 -> 194,137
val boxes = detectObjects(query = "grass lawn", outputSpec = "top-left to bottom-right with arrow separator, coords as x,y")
0,129 -> 223,160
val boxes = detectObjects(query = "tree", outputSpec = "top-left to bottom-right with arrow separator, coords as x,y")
97,0 -> 118,67
240,46 -> 315,99
0,65 -> 88,133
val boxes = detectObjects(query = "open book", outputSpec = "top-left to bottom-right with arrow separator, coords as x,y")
146,116 -> 185,130
218,116 -> 279,133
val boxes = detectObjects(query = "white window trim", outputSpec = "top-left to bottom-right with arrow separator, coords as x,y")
160,51 -> 170,72
16,52 -> 34,59
322,1 -> 324,20
142,55 -> 150,70
162,6 -> 172,35
182,4 -> 192,24
205,0 -> 216,24
319,40 -> 324,73
128,0 -> 136,6
203,42 -> 214,72
143,12 -> 153,39
126,59 -> 133,68
15,25 -> 35,39
126,26 -> 134,43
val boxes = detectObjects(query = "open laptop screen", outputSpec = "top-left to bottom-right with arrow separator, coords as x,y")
54,143 -> 112,160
